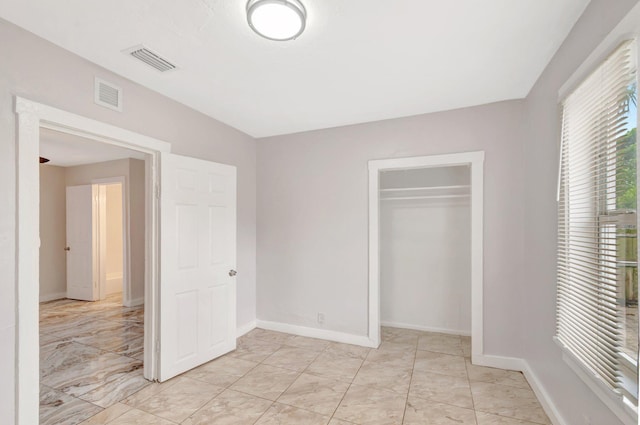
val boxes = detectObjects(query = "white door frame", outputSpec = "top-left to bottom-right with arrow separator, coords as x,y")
92,177 -> 130,304
15,96 -> 170,425
368,151 -> 484,363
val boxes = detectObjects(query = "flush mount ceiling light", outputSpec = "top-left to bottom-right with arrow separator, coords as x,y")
247,0 -> 306,41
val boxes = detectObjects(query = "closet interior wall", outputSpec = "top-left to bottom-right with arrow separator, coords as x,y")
380,165 -> 472,335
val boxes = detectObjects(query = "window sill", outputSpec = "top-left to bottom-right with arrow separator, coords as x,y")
554,337 -> 637,425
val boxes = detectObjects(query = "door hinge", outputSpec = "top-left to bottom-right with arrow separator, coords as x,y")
155,184 -> 160,199
155,340 -> 160,353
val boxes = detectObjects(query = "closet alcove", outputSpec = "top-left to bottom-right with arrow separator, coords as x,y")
379,165 -> 471,336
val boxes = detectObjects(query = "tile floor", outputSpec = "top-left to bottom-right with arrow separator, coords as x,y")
40,295 -> 147,425
41,297 -> 551,425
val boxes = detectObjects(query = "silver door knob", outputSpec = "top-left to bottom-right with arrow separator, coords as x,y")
64,247 -> 71,251
229,270 -> 237,277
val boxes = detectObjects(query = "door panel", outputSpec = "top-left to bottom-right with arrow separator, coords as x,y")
159,153 -> 237,381
66,185 -> 98,301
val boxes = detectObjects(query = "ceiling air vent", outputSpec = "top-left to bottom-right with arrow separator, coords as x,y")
124,45 -> 177,73
94,77 -> 123,112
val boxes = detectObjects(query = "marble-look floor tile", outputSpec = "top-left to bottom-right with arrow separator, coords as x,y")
306,351 -> 365,383
246,328 -> 298,345
40,340 -> 103,372
417,333 -> 463,356
461,336 -> 472,358
99,307 -> 144,326
229,337 -> 282,362
285,335 -> 332,351
263,345 -> 320,372
41,296 -> 149,423
352,361 -> 412,394
381,327 -> 421,346
74,324 -> 143,355
334,384 -> 407,425
41,341 -> 144,404
104,408 -> 176,425
414,350 -> 467,378
40,385 -> 103,425
185,355 -> 258,387
184,389 -> 272,425
365,343 -> 416,369
277,373 -> 350,415
255,402 -> 330,425
133,377 -> 223,423
327,419 -> 354,425
121,379 -> 180,406
230,364 -> 300,400
42,318 -> 126,343
466,359 -> 529,389
324,342 -> 370,360
409,370 -> 473,409
403,396 -> 477,425
475,411 -> 543,425
81,403 -> 131,424
78,369 -> 151,408
471,382 -> 551,424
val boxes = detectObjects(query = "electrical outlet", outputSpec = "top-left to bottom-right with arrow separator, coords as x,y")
317,313 -> 325,324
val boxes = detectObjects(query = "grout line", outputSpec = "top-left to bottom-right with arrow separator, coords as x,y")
399,339 -> 418,424
463,345 -> 480,425
325,340 -> 372,424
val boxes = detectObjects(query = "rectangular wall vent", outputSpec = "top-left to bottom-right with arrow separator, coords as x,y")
94,77 -> 123,112
124,45 -> 177,72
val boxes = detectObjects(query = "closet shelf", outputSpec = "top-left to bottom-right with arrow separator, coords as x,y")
380,185 -> 470,192
381,194 -> 470,201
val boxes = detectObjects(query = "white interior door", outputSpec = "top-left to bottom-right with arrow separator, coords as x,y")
66,185 -> 98,301
159,153 -> 237,381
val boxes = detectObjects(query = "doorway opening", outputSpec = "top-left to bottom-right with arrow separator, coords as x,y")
38,129 -> 150,424
368,152 -> 484,363
18,97 -> 239,425
379,165 -> 471,335
96,181 -> 125,302
16,97 -> 170,425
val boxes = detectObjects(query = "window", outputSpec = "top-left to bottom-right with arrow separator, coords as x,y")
557,39 -> 638,416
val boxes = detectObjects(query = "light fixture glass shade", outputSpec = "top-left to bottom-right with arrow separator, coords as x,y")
247,0 -> 306,41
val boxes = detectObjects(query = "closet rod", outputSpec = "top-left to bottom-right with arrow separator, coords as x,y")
381,194 -> 470,201
380,185 -> 470,192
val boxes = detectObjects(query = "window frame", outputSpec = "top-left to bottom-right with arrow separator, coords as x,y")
556,6 -> 640,422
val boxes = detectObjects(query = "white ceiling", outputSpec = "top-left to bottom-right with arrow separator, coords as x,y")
40,128 -> 146,167
0,0 -> 589,137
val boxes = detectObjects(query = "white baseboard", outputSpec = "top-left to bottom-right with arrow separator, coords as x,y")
124,297 -> 144,307
39,292 -> 67,303
520,360 -> 567,425
381,320 -> 471,336
472,353 -> 526,371
105,277 -> 123,295
256,320 -> 377,348
236,320 -> 256,338
471,354 -> 565,425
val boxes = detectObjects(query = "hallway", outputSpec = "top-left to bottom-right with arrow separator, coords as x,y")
39,295 -> 147,424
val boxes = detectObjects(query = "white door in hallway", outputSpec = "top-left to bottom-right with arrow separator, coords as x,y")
159,153 -> 237,381
66,184 -> 99,301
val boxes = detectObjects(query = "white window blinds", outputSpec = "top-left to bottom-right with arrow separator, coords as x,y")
557,39 -> 637,395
